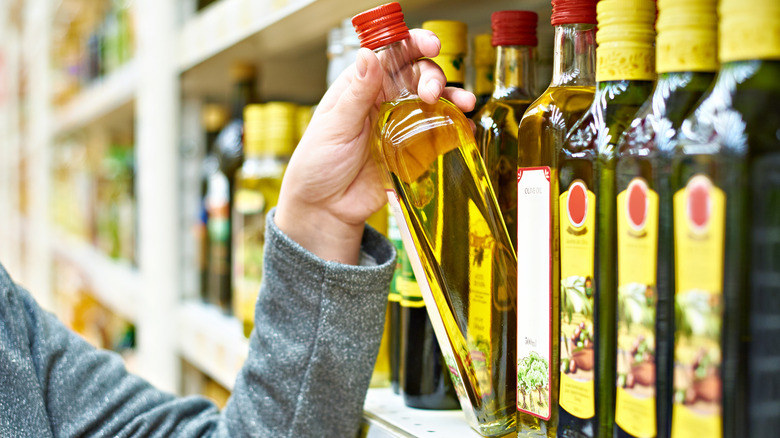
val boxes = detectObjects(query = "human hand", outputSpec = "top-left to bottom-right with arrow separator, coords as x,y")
275,29 -> 475,265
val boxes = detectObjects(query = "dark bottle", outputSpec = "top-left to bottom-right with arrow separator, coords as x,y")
557,1 -> 655,436
669,1 -> 780,437
198,103 -> 228,303
515,1 -> 598,435
474,10 -> 539,253
206,62 -> 258,312
613,1 -> 718,437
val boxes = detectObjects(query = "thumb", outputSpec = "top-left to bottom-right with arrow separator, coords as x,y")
330,48 -> 383,137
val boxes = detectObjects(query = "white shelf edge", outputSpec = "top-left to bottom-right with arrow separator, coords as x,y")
50,228 -> 140,322
363,388 -> 483,438
178,0 -> 313,72
177,300 -> 249,390
53,60 -> 138,134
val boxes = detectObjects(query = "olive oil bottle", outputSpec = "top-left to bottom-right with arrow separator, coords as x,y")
353,3 -> 517,436
669,1 -> 780,437
515,1 -> 598,435
614,1 -> 718,437
558,1 -> 656,436
474,10 -> 539,253
470,33 -> 495,117
232,103 -> 295,336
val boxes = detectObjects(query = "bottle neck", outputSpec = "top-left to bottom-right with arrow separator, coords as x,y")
551,23 -> 596,87
375,39 -> 421,102
231,80 -> 257,118
492,45 -> 535,99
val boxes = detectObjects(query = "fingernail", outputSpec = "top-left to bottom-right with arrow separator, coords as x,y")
427,79 -> 442,98
356,51 -> 368,79
429,34 -> 441,52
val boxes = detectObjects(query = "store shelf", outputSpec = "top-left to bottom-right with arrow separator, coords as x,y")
177,301 -> 249,390
362,388 -> 483,438
50,229 -> 140,322
53,60 -> 138,135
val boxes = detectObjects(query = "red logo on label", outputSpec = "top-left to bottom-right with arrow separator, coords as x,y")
627,178 -> 648,231
567,180 -> 588,228
686,175 -> 712,233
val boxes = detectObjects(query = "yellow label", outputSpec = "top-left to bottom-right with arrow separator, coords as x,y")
657,28 -> 718,74
474,65 -> 494,96
615,178 -> 659,437
468,200 -> 494,398
671,175 -> 725,438
616,387 -> 657,437
597,44 -> 656,82
559,180 -> 596,419
432,54 -> 466,85
559,372 -> 596,419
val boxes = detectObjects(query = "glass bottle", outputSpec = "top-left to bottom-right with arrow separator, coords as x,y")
207,62 -> 258,312
353,3 -> 517,436
474,10 -> 539,253
515,1 -> 598,435
614,1 -> 718,437
670,1 -> 780,437
232,103 -> 295,337
470,33 -> 495,117
198,104 -> 228,303
558,1 -> 656,436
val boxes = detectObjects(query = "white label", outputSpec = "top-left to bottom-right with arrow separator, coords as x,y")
516,167 -> 552,420
385,189 -> 473,423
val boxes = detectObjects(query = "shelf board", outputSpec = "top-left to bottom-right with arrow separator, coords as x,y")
177,301 -> 249,390
363,388 -> 485,438
50,229 -> 140,321
53,60 -> 137,134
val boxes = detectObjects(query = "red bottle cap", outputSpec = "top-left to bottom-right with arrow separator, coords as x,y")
491,11 -> 538,47
551,0 -> 598,26
352,2 -> 411,50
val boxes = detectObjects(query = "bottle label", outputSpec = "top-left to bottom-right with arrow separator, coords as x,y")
516,167 -> 552,420
558,180 -> 596,420
596,45 -> 655,82
388,214 -> 423,308
474,65 -> 494,97
386,189 -> 469,409
671,175 -> 725,438
232,188 -> 266,324
468,199 -> 495,398
615,177 -> 658,437
436,54 -> 466,86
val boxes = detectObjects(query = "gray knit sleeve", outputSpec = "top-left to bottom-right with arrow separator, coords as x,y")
0,208 -> 395,438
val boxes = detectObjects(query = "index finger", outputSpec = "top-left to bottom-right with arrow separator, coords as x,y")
403,28 -> 442,62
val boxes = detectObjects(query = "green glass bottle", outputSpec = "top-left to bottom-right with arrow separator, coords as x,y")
557,1 -> 655,436
613,1 -> 718,438
474,10 -> 539,253
669,1 -> 780,437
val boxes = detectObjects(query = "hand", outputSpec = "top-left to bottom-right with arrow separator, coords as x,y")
275,29 -> 476,265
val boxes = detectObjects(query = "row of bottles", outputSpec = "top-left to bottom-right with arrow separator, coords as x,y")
52,0 -> 135,106
352,0 -> 779,437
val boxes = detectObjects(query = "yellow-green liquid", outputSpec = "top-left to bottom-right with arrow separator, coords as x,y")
373,96 -> 518,437
516,85 -> 595,437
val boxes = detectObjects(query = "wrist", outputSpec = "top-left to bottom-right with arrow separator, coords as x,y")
274,200 -> 365,265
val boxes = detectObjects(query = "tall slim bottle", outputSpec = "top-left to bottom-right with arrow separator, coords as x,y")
208,62 -> 258,312
670,1 -> 780,437
232,103 -> 295,337
474,10 -> 538,253
470,33 -> 495,118
353,3 -> 517,436
515,1 -> 598,435
614,1 -> 718,437
558,1 -> 656,436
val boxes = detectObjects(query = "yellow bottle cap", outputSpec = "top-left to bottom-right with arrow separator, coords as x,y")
422,20 -> 468,84
202,104 -> 228,133
656,0 -> 718,73
243,104 -> 265,156
230,62 -> 257,81
596,0 -> 656,82
473,33 -> 495,66
719,0 -> 780,62
263,102 -> 297,156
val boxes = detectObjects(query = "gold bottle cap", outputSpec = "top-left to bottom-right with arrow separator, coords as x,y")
243,104 -> 265,156
656,0 -> 718,73
201,104 -> 228,133
422,20 -> 468,84
719,0 -> 780,62
264,102 -> 297,156
230,62 -> 257,81
596,0 -> 656,82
